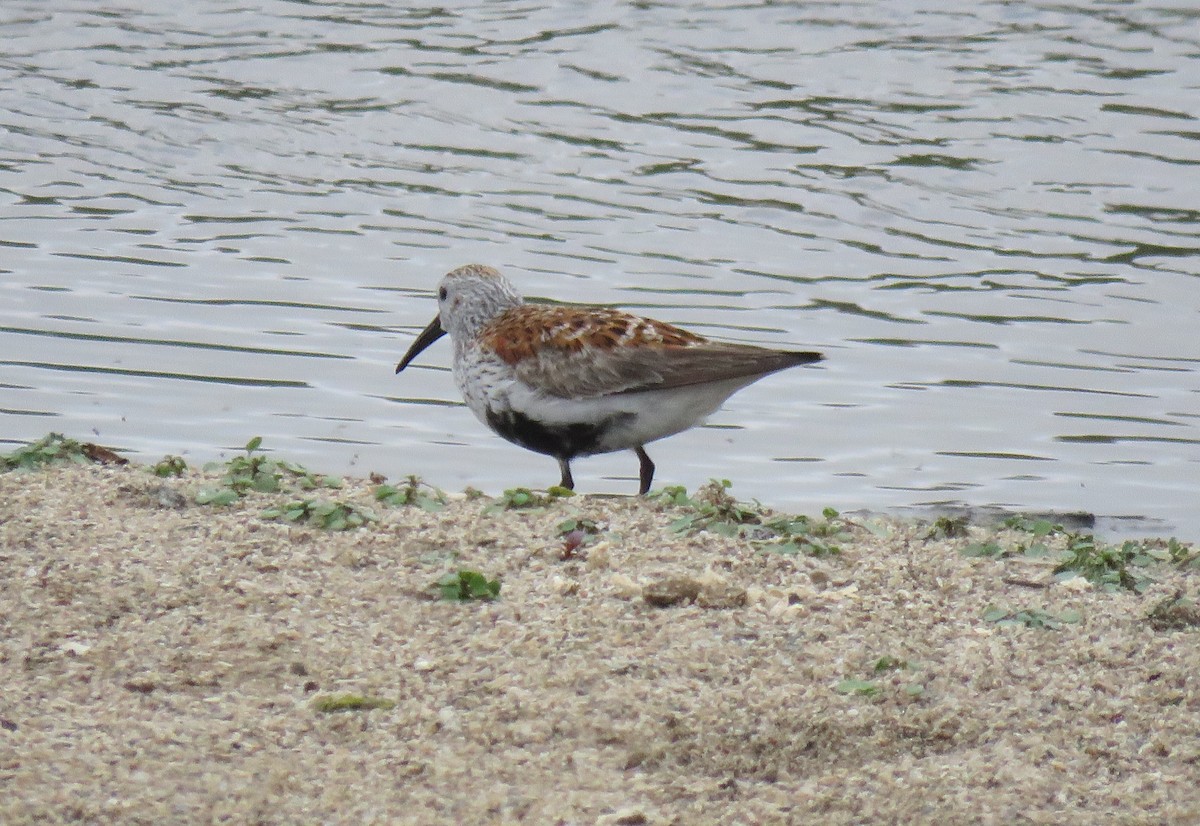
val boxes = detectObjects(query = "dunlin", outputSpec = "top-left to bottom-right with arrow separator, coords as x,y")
396,264 -> 823,494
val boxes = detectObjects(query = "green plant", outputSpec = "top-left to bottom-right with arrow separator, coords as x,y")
499,487 -> 542,509
374,475 -> 445,511
952,515 -> 1070,559
557,517 -> 600,536
195,437 -> 338,505
652,484 -> 693,507
1003,515 -> 1062,537
558,517 -> 602,556
312,693 -> 396,713
1,433 -> 92,470
1151,537 -> 1197,568
262,499 -> 377,531
435,570 -> 501,602
960,537 -> 1053,560
760,510 -> 845,557
961,541 -> 1006,558
873,655 -> 907,673
664,480 -> 760,533
836,655 -> 924,699
966,527 -> 1191,593
693,479 -> 765,524
876,656 -> 925,696
834,679 -> 879,697
484,486 -> 572,513
983,606 -> 1081,630
1052,534 -> 1151,593
660,481 -> 844,556
926,516 -> 969,539
152,455 -> 187,477
1146,591 -> 1200,631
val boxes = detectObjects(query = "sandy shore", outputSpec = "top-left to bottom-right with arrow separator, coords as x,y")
2,455 -> 1198,824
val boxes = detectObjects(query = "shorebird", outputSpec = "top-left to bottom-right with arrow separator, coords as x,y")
395,264 -> 823,494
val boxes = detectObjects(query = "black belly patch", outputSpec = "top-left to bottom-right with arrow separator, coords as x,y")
485,408 -> 628,459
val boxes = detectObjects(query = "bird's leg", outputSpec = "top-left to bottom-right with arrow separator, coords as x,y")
557,458 -> 575,491
635,446 -> 655,496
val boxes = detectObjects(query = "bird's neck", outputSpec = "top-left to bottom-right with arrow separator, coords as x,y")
451,296 -> 523,344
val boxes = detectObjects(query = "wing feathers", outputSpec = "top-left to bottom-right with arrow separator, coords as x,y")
483,305 -> 821,399
515,341 -> 821,399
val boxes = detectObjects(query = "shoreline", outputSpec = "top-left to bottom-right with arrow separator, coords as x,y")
2,441 -> 1198,823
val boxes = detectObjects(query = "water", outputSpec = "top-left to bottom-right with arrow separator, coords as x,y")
2,1 -> 1197,539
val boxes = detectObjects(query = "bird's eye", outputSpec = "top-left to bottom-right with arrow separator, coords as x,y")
438,286 -> 448,301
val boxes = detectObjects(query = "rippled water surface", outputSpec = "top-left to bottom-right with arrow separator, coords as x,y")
2,1 -> 1198,537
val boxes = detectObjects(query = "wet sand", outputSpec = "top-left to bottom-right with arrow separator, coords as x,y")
2,462 -> 1197,824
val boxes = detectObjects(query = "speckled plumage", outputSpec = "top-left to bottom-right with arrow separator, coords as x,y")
396,264 -> 823,494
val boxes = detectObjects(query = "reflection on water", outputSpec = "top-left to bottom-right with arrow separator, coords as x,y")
1,1 -> 1197,538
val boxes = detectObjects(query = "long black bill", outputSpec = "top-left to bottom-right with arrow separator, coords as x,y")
395,314 -> 447,373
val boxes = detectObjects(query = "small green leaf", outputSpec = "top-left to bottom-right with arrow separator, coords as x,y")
709,521 -> 741,538
152,456 -> 187,477
1030,519 -> 1055,537
962,542 -> 1004,558
375,484 -> 408,505
196,488 -> 239,506
251,474 -> 280,493
436,570 -> 501,602
668,515 -> 697,533
834,679 -> 879,696
312,693 -> 395,713
497,487 -> 547,509
983,606 -> 1077,630
654,485 -> 692,506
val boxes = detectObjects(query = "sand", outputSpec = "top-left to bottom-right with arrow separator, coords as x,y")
2,459 -> 1198,825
